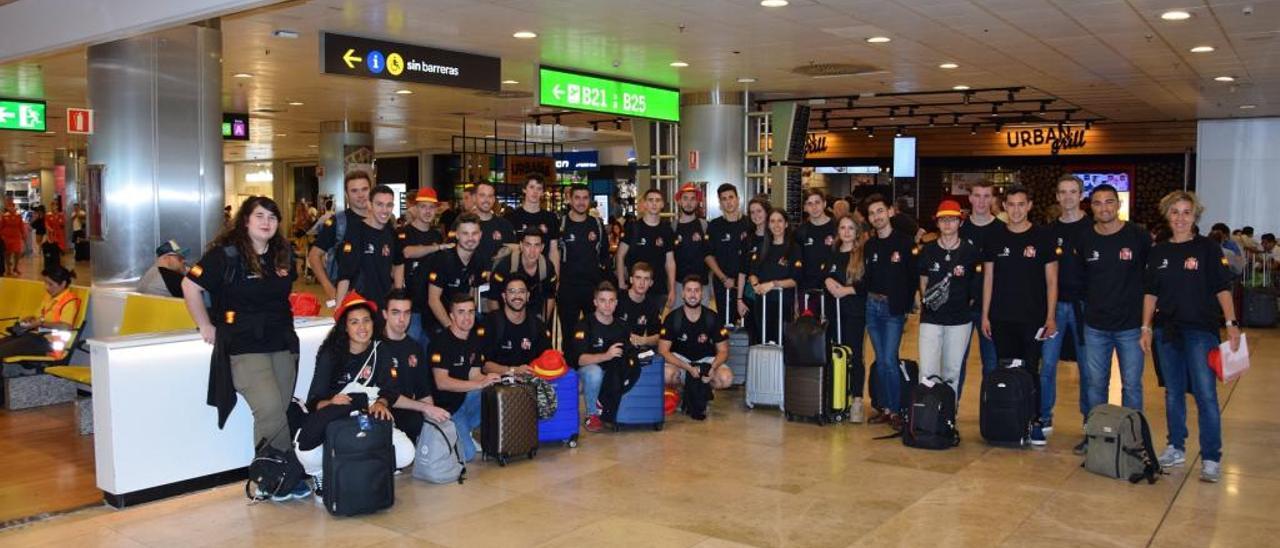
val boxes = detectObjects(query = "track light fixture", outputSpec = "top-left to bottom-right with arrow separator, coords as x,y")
866,127 -> 875,138
888,107 -> 897,119
852,118 -> 860,129
952,114 -> 961,126
1085,120 -> 1093,130
970,124 -> 978,135
1064,110 -> 1073,121
928,116 -> 935,127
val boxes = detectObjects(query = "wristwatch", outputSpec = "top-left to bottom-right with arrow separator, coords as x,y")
1224,320 -> 1239,328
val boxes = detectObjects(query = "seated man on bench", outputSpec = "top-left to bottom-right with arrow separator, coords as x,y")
658,276 -> 731,420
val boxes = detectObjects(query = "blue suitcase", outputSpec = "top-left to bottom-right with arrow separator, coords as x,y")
538,369 -> 580,448
614,355 -> 666,431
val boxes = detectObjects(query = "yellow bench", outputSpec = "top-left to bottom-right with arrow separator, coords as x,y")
2,283 -> 92,410
0,278 -> 48,332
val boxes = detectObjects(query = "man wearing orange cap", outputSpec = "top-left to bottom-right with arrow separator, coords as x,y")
481,274 -> 551,377
916,200 -> 982,400
397,187 -> 450,351
672,183 -> 709,301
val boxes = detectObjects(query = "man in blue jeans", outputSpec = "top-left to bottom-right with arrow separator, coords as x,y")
1075,184 -> 1150,454
429,294 -> 501,462
1040,175 -> 1091,439
957,181 -> 1002,394
860,195 -> 916,427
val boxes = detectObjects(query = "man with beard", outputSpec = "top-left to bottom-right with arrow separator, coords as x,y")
659,276 -> 731,419
335,185 -> 403,308
862,195 -> 917,427
557,184 -> 608,350
672,183 -> 709,298
309,170 -> 372,306
473,181 -> 518,267
481,275 -> 551,376
705,184 -> 753,327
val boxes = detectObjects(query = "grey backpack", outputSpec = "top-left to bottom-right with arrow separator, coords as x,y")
1083,404 -> 1161,484
412,419 -> 465,484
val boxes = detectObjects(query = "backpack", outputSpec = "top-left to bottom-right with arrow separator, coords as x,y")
245,439 -> 305,501
903,376 -> 960,450
980,359 -> 1037,445
324,211 -> 350,282
412,419 -> 466,484
1083,404 -> 1162,484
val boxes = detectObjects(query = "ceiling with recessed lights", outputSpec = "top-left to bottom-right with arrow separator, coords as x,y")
1,0 -> 1276,171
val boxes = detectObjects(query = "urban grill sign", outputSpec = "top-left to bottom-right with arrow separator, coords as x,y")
1006,127 -> 1087,155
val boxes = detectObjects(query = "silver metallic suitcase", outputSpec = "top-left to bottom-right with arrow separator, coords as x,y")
745,288 -> 786,410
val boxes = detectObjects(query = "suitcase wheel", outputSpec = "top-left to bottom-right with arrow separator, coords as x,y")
653,423 -> 663,431
745,401 -> 754,409
784,412 -> 793,421
834,413 -> 846,423
496,456 -> 508,467
528,449 -> 537,459
567,435 -> 579,448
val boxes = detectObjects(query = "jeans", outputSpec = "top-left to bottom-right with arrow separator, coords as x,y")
1155,328 -> 1222,462
1082,326 -> 1144,414
1040,302 -> 1087,423
452,390 -> 483,462
865,298 -> 906,413
407,312 -> 431,355
918,322 -> 971,402
958,308 -> 998,399
580,364 -> 604,417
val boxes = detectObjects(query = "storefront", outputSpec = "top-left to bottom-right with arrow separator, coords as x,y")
802,121 -> 1197,230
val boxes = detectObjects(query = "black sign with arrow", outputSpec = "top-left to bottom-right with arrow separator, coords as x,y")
320,32 -> 501,91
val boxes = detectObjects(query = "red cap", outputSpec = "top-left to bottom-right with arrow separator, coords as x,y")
529,349 -> 569,380
414,188 -> 439,204
334,292 -> 378,321
935,199 -> 963,219
678,182 -> 701,198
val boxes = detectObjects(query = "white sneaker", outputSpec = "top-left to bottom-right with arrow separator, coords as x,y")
1158,445 -> 1186,468
849,398 -> 865,423
1200,460 -> 1222,483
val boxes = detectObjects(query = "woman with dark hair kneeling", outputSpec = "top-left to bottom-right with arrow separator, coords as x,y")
295,293 -> 415,497
183,196 -> 303,500
0,264 -> 80,361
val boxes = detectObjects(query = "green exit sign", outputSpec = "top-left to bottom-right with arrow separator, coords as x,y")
539,67 -> 679,122
0,98 -> 46,132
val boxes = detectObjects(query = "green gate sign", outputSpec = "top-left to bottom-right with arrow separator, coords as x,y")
539,67 -> 679,122
0,98 -> 46,132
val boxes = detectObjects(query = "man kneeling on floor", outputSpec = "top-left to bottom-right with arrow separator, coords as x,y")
482,274 -> 551,377
659,276 -> 732,420
429,294 -> 502,462
573,282 -> 636,432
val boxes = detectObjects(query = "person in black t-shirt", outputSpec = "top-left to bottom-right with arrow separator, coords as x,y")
505,174 -> 560,267
1073,184 -> 1150,455
336,185 -> 403,308
794,189 -> 836,314
489,229 -> 557,321
823,214 -> 869,422
473,181 -> 518,270
617,188 -> 677,309
572,282 -> 636,432
380,290 -> 450,443
429,295 -> 501,463
861,195 -> 917,426
307,171 -> 371,305
426,213 -> 491,336
981,186 -> 1058,445
739,197 -> 772,337
397,188 -> 449,352
706,184 -> 753,328
672,183 -> 709,290
439,187 -> 473,233
957,180 -> 1002,378
481,275 -> 551,376
1141,191 -> 1240,483
1040,175 -> 1091,434
915,200 -> 980,403
616,262 -> 665,348
557,184 -> 608,350
660,276 -> 732,391
748,208 -> 801,345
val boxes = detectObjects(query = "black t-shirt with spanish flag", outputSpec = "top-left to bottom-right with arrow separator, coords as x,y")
863,229 -> 918,316
660,305 -> 728,362
1144,235 -> 1232,333
984,224 -> 1057,324
428,327 -> 486,413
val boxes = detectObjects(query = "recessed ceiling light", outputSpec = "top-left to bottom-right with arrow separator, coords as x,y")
501,79 -> 519,85
395,89 -> 413,95
1190,45 -> 1215,53
1160,10 -> 1191,21
737,77 -> 757,83
760,0 -> 789,7
1240,104 -> 1257,109
866,36 -> 891,44
275,133 -> 287,137
670,61 -> 689,67
307,144 -> 318,148
272,29 -> 300,39
398,140 -> 408,144
233,72 -> 253,78
513,31 -> 537,39
1214,76 -> 1236,82
952,85 -> 971,90
288,101 -> 304,106
939,62 -> 959,69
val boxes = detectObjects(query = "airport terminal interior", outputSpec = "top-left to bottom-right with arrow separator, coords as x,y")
1,0 -> 1279,546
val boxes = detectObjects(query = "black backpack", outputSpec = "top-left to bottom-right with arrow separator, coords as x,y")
903,376 -> 959,450
980,359 -> 1037,445
245,440 -> 305,502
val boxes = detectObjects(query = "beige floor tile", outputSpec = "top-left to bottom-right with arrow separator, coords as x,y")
1148,504 -> 1280,547
689,538 -> 761,548
110,491 -> 315,547
219,515 -> 404,548
999,490 -> 1166,548
850,477 -> 1057,547
406,494 -> 605,547
358,480 -> 523,534
1169,472 -> 1280,520
537,516 -> 708,548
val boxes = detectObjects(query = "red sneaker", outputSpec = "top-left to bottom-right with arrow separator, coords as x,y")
585,415 -> 604,433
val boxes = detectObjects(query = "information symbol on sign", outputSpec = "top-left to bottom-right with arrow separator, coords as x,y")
386,53 -> 405,76
567,84 -> 580,104
366,50 -> 385,74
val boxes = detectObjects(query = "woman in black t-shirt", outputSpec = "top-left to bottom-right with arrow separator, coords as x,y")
737,197 -> 772,333
748,209 -> 800,345
183,196 -> 298,459
822,215 -> 868,420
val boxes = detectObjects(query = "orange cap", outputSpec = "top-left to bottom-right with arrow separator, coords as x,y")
529,349 -> 569,380
414,188 -> 439,204
334,291 -> 378,321
935,199 -> 963,219
678,182 -> 701,198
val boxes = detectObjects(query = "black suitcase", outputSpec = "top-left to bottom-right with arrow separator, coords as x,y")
41,242 -> 61,268
322,414 -> 395,516
481,380 -> 539,466
1243,287 -> 1277,327
980,361 -> 1037,446
74,239 -> 90,261
903,376 -> 959,450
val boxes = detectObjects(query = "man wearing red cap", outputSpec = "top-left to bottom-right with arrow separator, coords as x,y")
916,200 -> 982,400
397,187 -> 450,351
672,183 -> 709,299
616,188 -> 677,309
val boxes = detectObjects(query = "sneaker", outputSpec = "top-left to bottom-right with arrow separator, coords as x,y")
867,409 -> 891,424
271,480 -> 312,502
1158,445 -> 1186,468
472,433 -> 484,456
1030,425 -> 1047,446
1072,438 -> 1088,455
311,476 -> 324,506
1200,460 -> 1222,483
1040,419 -> 1053,435
849,397 -> 865,423
585,414 -> 604,433
888,413 -> 904,432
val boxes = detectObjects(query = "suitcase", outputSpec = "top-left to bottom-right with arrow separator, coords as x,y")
980,360 -> 1037,446
481,380 -> 539,466
829,296 -> 853,420
538,369 -> 580,448
1243,287 -> 1277,327
745,288 -> 786,410
783,294 -> 830,424
322,414 -> 395,517
74,239 -> 89,261
41,241 -> 61,268
615,353 -> 666,430
723,288 -> 749,385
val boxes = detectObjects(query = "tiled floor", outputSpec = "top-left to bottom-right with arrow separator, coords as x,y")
2,254 -> 1274,546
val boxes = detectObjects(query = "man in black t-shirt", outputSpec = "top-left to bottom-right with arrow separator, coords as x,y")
473,181 -> 518,269
336,185 -> 403,308
505,174 -> 561,267
706,184 -> 753,327
308,170 -> 371,306
572,282 -> 635,432
659,276 -> 732,393
672,183 -> 709,291
1041,175 -> 1091,435
916,200 -> 980,401
489,229 -> 557,321
426,213 -> 491,337
794,189 -> 836,314
429,295 -> 501,463
617,188 -> 677,309
958,180 -> 1002,377
481,275 -> 551,376
557,184 -> 608,350
382,290 -> 450,442
862,194 -> 917,425
616,262 -> 665,348
981,186 -> 1058,446
397,188 -> 449,352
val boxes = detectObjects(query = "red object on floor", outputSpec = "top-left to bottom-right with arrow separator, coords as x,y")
663,387 -> 679,416
289,292 -> 321,317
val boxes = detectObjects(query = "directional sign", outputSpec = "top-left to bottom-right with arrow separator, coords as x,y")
222,112 -> 249,141
321,32 -> 500,91
0,98 -> 46,132
538,67 -> 680,122
67,108 -> 93,135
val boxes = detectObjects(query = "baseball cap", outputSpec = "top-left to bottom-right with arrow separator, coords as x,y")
935,200 -> 963,219
678,182 -> 701,197
155,240 -> 190,257
414,188 -> 439,204
334,291 -> 378,321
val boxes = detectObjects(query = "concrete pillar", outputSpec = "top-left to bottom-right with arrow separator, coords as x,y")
679,91 -> 744,219
86,22 -> 223,286
318,120 -> 374,210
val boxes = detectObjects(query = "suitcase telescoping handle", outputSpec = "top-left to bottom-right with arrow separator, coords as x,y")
724,286 -> 736,329
758,286 -> 785,345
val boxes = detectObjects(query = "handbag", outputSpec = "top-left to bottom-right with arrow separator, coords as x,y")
245,439 -> 305,501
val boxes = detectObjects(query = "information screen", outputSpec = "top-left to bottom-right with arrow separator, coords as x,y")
893,137 -> 917,178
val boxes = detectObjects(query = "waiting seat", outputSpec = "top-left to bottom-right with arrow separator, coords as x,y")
3,285 -> 92,410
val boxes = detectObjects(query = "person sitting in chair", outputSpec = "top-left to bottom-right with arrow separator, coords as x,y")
0,264 -> 80,364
